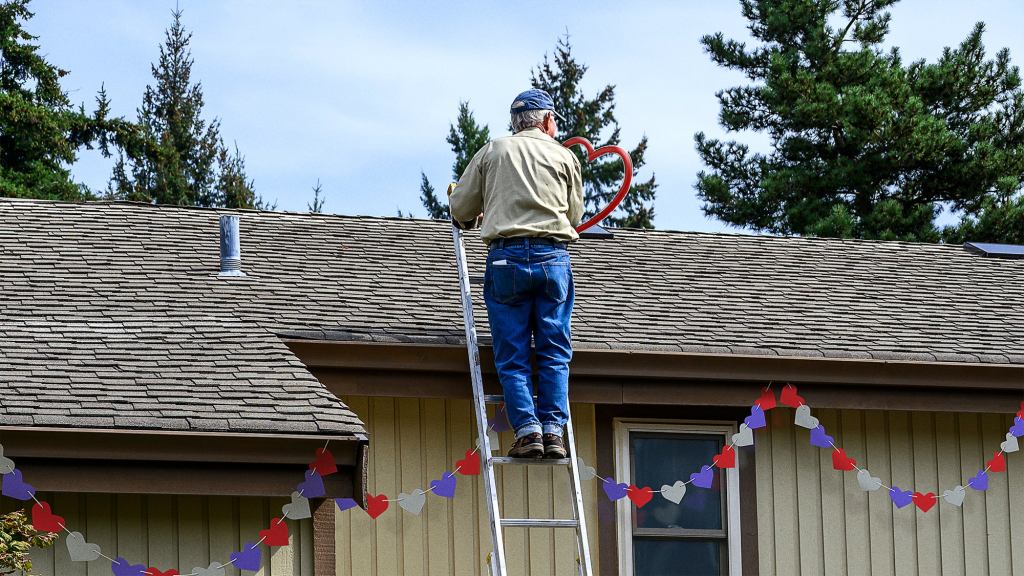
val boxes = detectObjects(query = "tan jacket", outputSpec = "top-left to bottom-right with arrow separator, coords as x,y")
449,128 -> 584,245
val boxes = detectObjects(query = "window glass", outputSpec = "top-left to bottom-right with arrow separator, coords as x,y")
632,434 -> 723,530
633,539 -> 722,576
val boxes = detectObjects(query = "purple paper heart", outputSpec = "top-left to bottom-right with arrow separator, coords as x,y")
230,542 -> 261,571
296,469 -> 326,498
602,481 -> 628,501
335,498 -> 358,512
1,469 -> 35,501
111,557 -> 147,576
430,471 -> 457,498
489,404 -> 512,433
968,469 -> 989,491
1010,417 -> 1024,438
744,405 -> 766,430
809,425 -> 835,448
889,486 -> 913,508
689,465 -> 714,489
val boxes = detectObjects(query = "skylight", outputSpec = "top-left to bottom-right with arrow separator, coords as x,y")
964,242 -> 1024,259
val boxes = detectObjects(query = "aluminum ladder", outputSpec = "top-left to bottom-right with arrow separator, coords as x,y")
452,226 -> 594,576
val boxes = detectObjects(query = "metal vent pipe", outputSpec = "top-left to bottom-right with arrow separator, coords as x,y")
219,215 -> 245,277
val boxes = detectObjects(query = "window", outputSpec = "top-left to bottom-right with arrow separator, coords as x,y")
614,420 -> 742,576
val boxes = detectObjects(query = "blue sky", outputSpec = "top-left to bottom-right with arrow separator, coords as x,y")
30,0 -> 1024,232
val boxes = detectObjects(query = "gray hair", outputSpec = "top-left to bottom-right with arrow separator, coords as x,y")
511,109 -> 552,133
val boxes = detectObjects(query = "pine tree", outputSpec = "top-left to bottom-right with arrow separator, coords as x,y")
0,0 -> 110,200
695,0 -> 1024,242
308,179 -> 325,213
532,36 -> 657,228
420,102 -> 490,219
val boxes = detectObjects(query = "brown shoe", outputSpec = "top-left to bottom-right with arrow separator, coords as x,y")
543,433 -> 567,459
508,433 -> 543,458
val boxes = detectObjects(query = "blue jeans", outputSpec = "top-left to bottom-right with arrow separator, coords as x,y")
484,239 -> 573,439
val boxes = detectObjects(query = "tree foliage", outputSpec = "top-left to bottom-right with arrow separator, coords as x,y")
420,102 -> 490,219
532,36 -> 657,229
0,510 -> 58,576
696,0 -> 1024,242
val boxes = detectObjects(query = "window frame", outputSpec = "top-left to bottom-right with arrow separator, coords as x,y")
613,418 -> 743,576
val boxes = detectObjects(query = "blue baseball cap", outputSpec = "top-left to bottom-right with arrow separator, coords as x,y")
510,89 -> 566,121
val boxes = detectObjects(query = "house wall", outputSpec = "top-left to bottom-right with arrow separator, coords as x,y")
7,494 -> 314,576
336,395 -> 600,576
755,407 -> 1024,576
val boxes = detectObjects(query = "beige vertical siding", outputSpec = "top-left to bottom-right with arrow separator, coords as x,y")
756,408 -> 1024,576
4,495 -> 313,576
337,396 -> 599,576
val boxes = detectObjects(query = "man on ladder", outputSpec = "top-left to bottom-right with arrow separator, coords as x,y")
449,88 -> 584,460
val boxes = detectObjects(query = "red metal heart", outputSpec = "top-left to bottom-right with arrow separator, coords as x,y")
626,485 -> 653,508
308,448 -> 338,477
367,493 -> 389,519
713,445 -> 736,469
562,137 -> 633,232
31,501 -> 65,533
259,517 -> 289,547
455,449 -> 480,476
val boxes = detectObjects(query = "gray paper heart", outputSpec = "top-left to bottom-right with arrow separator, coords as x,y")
660,480 -> 687,504
397,489 -> 427,515
66,531 -> 102,562
475,430 -> 500,453
0,443 -> 14,475
856,469 -> 882,492
794,404 -> 819,429
942,485 -> 966,507
193,562 -> 227,576
731,423 -> 754,447
282,491 -> 311,520
1001,433 -> 1019,453
576,457 -> 597,481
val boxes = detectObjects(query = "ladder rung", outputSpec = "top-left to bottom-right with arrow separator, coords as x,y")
484,394 -> 539,403
501,518 -> 579,528
490,457 -> 570,466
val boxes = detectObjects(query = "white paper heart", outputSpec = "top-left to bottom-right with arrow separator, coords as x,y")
856,469 -> 882,492
0,443 -> 14,475
66,531 -> 102,562
731,423 -> 754,447
576,457 -> 597,481
397,489 -> 427,515
1001,433 -> 1019,453
794,404 -> 819,429
282,491 -> 311,520
660,480 -> 687,504
193,562 -> 227,576
942,485 -> 966,507
476,430 -> 501,453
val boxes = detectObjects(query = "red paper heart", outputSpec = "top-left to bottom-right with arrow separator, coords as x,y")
308,448 -> 338,477
259,517 -> 289,547
780,384 -> 805,408
31,501 -> 65,533
988,451 -> 1007,473
627,485 -> 653,508
1018,401 -> 1023,419
831,448 -> 857,471
147,569 -> 179,576
455,449 -> 480,476
912,492 -> 937,512
562,137 -> 633,232
712,445 -> 736,469
367,493 -> 389,519
755,388 -> 777,411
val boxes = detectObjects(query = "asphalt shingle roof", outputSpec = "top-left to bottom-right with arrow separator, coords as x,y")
2,199 -> 1023,433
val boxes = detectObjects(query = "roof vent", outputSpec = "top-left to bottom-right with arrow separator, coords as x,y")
219,215 -> 246,276
964,242 -> 1024,260
579,223 -> 614,239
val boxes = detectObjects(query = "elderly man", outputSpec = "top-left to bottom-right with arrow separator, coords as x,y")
449,88 -> 583,459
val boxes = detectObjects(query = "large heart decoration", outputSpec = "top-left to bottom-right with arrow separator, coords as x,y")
779,384 -> 805,408
602,481 -> 629,501
282,491 -> 311,520
627,485 -> 654,508
713,445 -> 736,469
744,405 -> 767,430
913,492 -> 937,513
856,469 -> 882,492
660,480 -> 687,504
831,448 -> 856,471
942,485 -> 967,507
562,137 -> 633,232
455,450 -> 481,476
690,465 -> 715,489
308,448 -> 338,477
0,443 -> 14,475
2,469 -> 35,501
259,518 -> 289,547
731,424 -> 754,447
430,472 -> 457,498
1001,433 -> 1020,453
66,531 -> 103,562
230,543 -> 261,571
296,470 -> 326,499
31,501 -> 65,533
193,562 -> 227,576
367,493 -> 390,519
398,489 -> 427,515
112,557 -> 148,576
794,405 -> 819,429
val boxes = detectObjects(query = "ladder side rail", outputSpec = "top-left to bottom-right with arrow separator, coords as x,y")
452,226 -> 507,576
565,405 -> 594,575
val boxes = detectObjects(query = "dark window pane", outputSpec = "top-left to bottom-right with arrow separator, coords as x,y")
634,538 -> 722,576
632,434 -> 723,530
